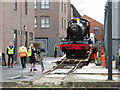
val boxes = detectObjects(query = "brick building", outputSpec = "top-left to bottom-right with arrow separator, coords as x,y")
0,1 -> 35,61
34,0 -> 71,56
83,15 -> 104,42
0,0 -> 80,59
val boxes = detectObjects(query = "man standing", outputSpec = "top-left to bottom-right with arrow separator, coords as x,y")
28,44 -> 37,72
0,49 -> 2,66
117,45 -> 120,71
7,43 -> 15,68
92,46 -> 97,61
18,43 -> 28,68
54,44 -> 58,58
100,46 -> 106,67
36,47 -> 45,72
40,48 -> 45,72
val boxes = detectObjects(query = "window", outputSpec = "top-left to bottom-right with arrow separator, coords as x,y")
40,0 -> 50,9
62,1 -> 63,12
34,0 -> 37,10
34,16 -> 37,29
64,20 -> 66,30
62,18 -> 63,29
64,4 -> 66,14
41,16 -> 50,28
29,32 -> 33,40
14,0 -> 17,10
25,0 -> 27,15
93,27 -> 99,34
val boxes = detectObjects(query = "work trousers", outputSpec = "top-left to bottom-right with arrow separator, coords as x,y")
38,53 -> 44,71
54,51 -> 57,58
40,60 -> 44,71
118,57 -> 120,71
21,57 -> 26,68
0,57 -> 1,66
8,54 -> 14,66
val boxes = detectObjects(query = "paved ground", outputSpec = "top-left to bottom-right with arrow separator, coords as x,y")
0,57 -> 60,82
33,61 -> 120,87
0,57 -> 120,88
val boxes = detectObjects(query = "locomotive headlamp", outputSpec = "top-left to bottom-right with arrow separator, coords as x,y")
72,18 -> 79,21
72,18 -> 79,23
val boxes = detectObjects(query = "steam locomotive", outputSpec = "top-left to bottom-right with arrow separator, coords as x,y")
60,18 -> 90,59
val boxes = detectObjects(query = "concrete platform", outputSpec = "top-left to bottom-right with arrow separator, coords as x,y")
50,69 -> 71,74
0,57 -> 120,88
45,74 -> 67,78
33,63 -> 120,88
73,63 -> 119,74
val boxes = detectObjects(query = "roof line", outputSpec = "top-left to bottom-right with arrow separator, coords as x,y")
83,15 -> 103,25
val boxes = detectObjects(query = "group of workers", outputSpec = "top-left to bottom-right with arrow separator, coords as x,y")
1,42 -> 59,72
6,43 -> 45,72
1,42 -> 120,71
90,44 -> 120,69
90,45 -> 106,67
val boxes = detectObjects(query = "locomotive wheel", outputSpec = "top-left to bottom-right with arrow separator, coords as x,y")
66,53 -> 71,59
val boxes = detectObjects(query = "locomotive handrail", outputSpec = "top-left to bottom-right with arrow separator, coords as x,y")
80,18 -> 90,38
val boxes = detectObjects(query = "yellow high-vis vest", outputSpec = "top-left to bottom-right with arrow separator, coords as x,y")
28,47 -> 36,56
8,47 -> 14,55
118,49 -> 120,58
54,46 -> 58,52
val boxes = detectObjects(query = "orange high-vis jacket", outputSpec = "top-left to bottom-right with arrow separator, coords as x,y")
100,50 -> 104,55
20,47 -> 27,57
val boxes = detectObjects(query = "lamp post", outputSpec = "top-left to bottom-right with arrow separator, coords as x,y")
107,1 -> 112,80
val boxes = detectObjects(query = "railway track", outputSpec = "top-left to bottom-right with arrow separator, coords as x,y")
29,53 -> 91,83
44,53 -> 91,81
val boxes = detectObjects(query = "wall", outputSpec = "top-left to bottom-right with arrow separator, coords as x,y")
0,1 -> 2,51
35,1 -> 71,56
83,15 -> 104,41
112,2 -> 120,56
1,2 -> 34,62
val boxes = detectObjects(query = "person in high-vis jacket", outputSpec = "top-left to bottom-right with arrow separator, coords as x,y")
117,45 -> 120,70
54,44 -> 58,58
0,49 -> 2,66
28,44 -> 37,72
18,43 -> 28,68
100,46 -> 106,67
7,43 -> 15,68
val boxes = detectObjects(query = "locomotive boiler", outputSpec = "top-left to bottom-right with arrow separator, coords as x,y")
60,18 -> 90,59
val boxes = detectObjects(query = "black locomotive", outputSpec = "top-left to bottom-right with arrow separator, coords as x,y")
60,18 -> 90,59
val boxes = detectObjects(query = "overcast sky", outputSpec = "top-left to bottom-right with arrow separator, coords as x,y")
71,0 -> 107,24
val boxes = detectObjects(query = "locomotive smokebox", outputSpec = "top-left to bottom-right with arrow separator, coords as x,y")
67,24 -> 83,41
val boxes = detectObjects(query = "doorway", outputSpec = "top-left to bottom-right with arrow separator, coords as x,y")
35,38 -> 48,56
